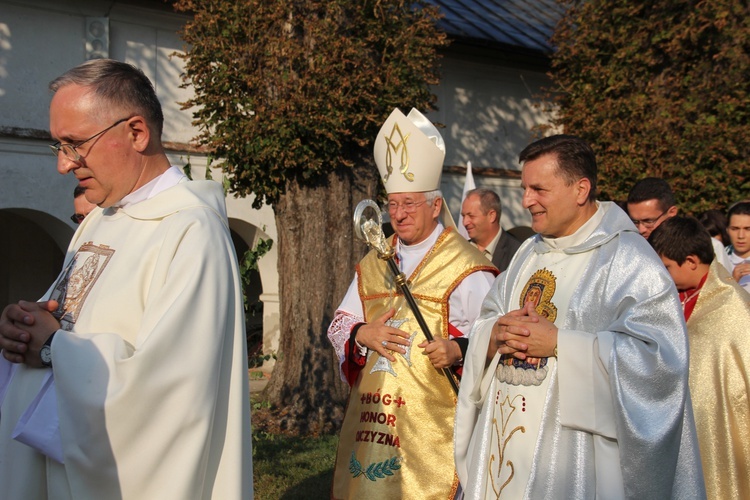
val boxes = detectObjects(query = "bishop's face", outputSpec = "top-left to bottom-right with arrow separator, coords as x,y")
387,192 -> 440,246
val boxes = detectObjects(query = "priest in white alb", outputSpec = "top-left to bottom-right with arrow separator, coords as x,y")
0,59 -> 253,499
455,135 -> 705,499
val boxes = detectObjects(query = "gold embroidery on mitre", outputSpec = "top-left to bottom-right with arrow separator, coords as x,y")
383,123 -> 413,183
519,268 -> 558,322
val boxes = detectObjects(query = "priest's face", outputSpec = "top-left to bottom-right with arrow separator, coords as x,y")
50,84 -> 143,208
521,153 -> 592,238
388,192 -> 440,245
626,199 -> 676,239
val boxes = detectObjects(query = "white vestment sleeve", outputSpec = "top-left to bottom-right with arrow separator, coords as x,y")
11,371 -> 64,463
0,357 -> 15,408
327,310 -> 365,381
327,274 -> 365,381
454,314 -> 501,486
0,345 -> 64,464
448,270 -> 496,337
557,329 -> 617,438
337,273 -> 363,317
711,237 -> 732,273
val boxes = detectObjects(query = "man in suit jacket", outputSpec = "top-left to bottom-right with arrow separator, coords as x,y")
461,188 -> 522,272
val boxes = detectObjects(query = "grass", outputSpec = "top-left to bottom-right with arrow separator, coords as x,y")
252,397 -> 338,499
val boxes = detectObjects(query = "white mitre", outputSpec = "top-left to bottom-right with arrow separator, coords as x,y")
374,108 -> 455,228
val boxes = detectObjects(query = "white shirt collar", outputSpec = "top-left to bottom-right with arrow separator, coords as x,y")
483,226 -> 503,257
541,202 -> 603,250
115,166 -> 186,208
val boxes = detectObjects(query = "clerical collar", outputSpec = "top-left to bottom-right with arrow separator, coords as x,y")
396,223 -> 444,256
541,202 -> 603,250
395,223 -> 444,277
113,166 -> 186,209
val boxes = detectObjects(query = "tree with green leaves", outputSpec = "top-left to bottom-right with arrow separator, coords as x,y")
174,0 -> 447,434
546,0 -> 749,213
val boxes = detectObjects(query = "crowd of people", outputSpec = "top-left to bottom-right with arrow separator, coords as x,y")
328,110 -> 750,500
626,177 -> 749,292
0,57 -> 747,500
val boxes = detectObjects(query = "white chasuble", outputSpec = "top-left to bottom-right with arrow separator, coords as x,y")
456,202 -> 705,500
0,175 -> 253,500
485,234 -> 594,498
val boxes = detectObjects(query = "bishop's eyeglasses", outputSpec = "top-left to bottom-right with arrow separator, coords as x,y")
386,199 -> 429,215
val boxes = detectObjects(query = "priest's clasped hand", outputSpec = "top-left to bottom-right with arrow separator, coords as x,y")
490,302 -> 557,361
0,300 -> 60,367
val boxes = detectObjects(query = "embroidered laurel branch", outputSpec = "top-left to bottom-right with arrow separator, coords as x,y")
349,452 -> 401,481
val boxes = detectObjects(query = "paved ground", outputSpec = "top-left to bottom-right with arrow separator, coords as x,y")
249,370 -> 270,394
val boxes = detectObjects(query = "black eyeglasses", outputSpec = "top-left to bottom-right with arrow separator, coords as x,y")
70,213 -> 86,224
630,209 -> 670,229
50,117 -> 131,161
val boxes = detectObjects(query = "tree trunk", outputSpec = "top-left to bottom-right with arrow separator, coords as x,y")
264,161 -> 378,435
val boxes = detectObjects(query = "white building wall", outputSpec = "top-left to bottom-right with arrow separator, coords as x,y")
0,0 -> 282,364
431,56 -> 553,230
0,0 -> 554,366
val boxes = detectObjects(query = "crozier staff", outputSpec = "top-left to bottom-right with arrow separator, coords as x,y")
353,200 -> 459,394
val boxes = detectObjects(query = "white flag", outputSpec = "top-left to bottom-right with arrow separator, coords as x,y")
457,161 -> 476,240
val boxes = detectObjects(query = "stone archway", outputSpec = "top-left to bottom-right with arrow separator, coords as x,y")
227,218 -> 279,373
0,208 -> 73,309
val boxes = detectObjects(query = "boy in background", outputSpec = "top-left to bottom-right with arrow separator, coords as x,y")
649,216 -> 750,500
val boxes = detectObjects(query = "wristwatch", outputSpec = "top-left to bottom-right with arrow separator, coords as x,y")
40,332 -> 56,368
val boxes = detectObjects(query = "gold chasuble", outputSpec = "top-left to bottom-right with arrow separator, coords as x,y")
686,262 -> 750,500
332,229 -> 494,500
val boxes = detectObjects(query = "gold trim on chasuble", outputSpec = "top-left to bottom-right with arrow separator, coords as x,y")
490,388 -> 528,498
332,229 -> 493,500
